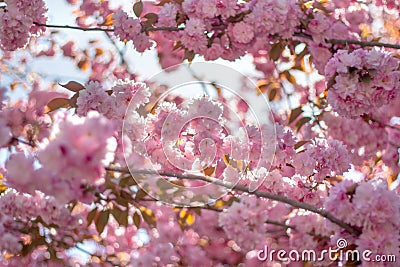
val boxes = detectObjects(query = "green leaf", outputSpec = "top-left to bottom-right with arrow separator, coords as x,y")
95,210 -> 110,234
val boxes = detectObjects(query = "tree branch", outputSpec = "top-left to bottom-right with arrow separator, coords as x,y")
33,22 -> 181,33
105,167 -> 360,235
265,219 -> 295,229
33,22 -> 114,32
33,22 -> 400,50
142,26 -> 182,32
265,220 -> 331,241
325,39 -> 400,49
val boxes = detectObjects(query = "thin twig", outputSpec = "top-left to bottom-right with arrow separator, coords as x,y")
265,219 -> 295,229
105,167 -> 360,235
75,244 -> 96,256
12,137 -> 34,147
265,220 -> 331,241
142,26 -> 182,32
33,22 -> 181,33
33,22 -> 400,50
325,39 -> 400,49
186,66 -> 210,96
363,115 -> 400,132
33,22 -> 114,32
139,198 -> 224,212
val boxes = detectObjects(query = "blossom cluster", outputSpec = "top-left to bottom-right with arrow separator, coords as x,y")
0,0 -> 47,50
325,48 -> 400,118
0,88 -> 65,147
5,112 -> 117,203
0,189 -> 81,254
113,10 -> 152,52
323,112 -> 388,164
292,139 -> 350,182
109,0 -> 304,62
287,211 -> 331,266
76,79 -> 150,120
219,194 -> 291,252
324,179 -> 400,263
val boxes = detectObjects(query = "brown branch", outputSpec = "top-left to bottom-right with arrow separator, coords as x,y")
33,22 -> 114,32
142,26 -> 182,32
367,116 -> 400,132
12,137 -> 35,147
265,220 -> 331,241
138,198 -> 224,212
33,21 -> 400,50
325,39 -> 400,49
33,22 -> 181,33
105,167 -> 360,235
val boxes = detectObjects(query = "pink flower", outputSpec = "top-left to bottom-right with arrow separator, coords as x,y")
231,22 -> 254,44
113,10 -> 152,52
184,18 -> 206,37
76,81 -> 109,116
325,48 -> 400,117
0,118 -> 12,147
0,0 -> 47,50
308,44 -> 332,74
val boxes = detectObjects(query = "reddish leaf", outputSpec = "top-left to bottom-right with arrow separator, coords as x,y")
269,42 -> 284,61
139,206 -> 157,227
46,98 -> 70,113
288,106 -> 303,124
143,13 -> 158,25
69,92 -> 80,109
327,74 -> 337,89
59,81 -> 85,92
95,210 -> 110,234
155,0 -> 172,6
86,207 -> 98,227
268,88 -> 277,101
119,176 -> 137,187
77,60 -> 90,71
135,189 -> 147,200
294,140 -> 310,150
100,13 -> 114,26
133,1 -> 143,17
133,212 -> 141,228
95,48 -> 104,57
202,166 -> 216,177
179,210 -> 195,226
184,49 -> 195,63
112,207 -> 129,227
295,117 -> 312,132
